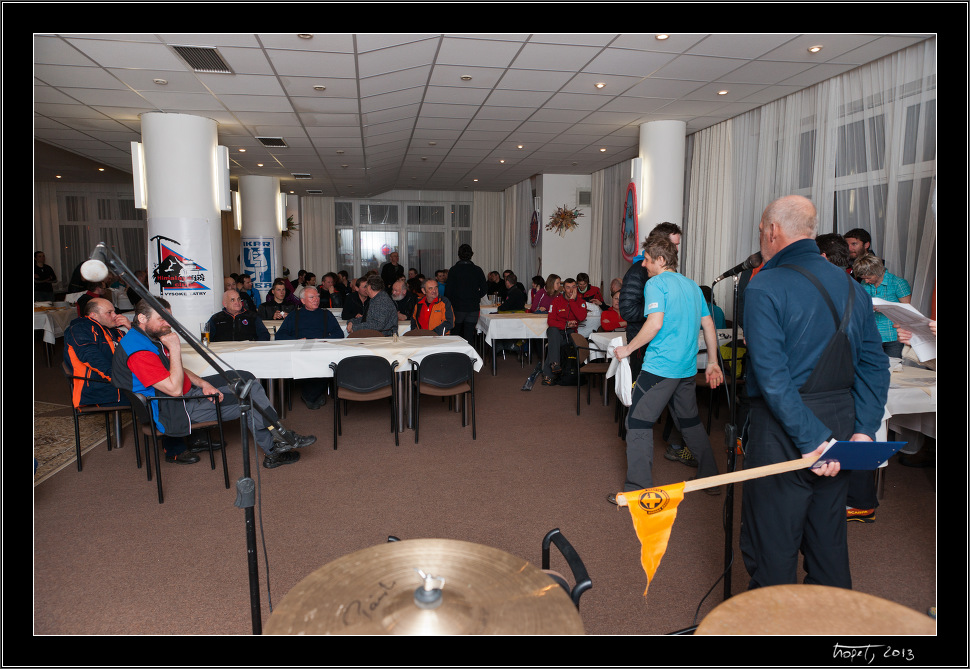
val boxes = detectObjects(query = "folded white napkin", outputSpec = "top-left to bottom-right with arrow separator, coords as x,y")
606,336 -> 633,407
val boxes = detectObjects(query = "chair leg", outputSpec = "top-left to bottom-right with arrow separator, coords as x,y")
150,431 -> 164,504
103,413 -> 113,452
131,409 -> 142,470
470,388 -> 476,440
333,397 -> 340,450
414,391 -> 420,444
73,412 -> 83,472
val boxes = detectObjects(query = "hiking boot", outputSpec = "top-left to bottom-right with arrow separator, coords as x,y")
263,449 -> 300,469
272,430 -> 317,452
165,451 -> 200,465
664,445 -> 698,468
846,507 -> 875,523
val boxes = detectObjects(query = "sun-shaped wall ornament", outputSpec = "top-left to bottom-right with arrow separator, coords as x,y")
546,205 -> 584,237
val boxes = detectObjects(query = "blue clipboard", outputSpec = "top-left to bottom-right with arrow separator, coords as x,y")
811,441 -> 906,470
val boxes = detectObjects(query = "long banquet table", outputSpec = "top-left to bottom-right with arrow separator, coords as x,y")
181,336 -> 484,429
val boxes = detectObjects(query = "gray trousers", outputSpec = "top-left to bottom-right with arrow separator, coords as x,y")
185,372 -> 279,455
624,371 -> 718,491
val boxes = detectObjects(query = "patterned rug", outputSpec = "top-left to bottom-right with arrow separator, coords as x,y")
33,401 -> 131,486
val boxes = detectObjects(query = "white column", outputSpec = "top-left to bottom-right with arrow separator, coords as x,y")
638,120 -> 687,231
139,112 -> 226,336
238,175 -> 283,304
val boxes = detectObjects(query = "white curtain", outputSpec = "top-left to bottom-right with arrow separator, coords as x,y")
685,37 -> 936,320
34,182 -> 61,286
301,196 -> 336,275
471,190 -> 504,276
591,160 -> 630,304
684,120 -> 734,300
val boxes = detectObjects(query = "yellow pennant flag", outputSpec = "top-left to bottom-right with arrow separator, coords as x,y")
620,482 -> 686,597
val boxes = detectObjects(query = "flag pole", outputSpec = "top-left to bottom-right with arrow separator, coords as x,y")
615,455 -> 818,506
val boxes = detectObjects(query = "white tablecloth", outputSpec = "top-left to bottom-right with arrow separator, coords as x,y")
477,311 -> 550,345
182,336 -> 483,380
878,363 -> 936,448
35,307 -> 78,344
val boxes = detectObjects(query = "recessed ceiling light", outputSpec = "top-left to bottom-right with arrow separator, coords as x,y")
717,89 -> 729,95
153,78 -> 168,85
808,45 -> 823,53
98,167 -> 105,171
656,34 -> 670,40
499,159 -> 505,164
55,175 -> 62,179
460,75 -> 472,81
298,34 -> 313,40
594,82 -> 606,89
336,150 -> 345,155
517,144 -> 524,149
239,148 -> 246,152
599,148 -> 607,153
257,163 -> 264,167
313,85 -> 326,92
428,141 -> 437,146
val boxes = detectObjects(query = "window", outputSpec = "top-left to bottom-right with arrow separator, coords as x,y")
334,198 -> 472,278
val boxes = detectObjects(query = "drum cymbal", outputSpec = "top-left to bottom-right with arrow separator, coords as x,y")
263,538 -> 585,635
695,584 -> 936,635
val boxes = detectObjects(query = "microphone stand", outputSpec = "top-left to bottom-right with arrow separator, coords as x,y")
94,243 -> 267,635
711,274 -> 744,601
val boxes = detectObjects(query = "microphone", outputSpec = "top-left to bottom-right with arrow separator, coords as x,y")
712,252 -> 762,284
80,244 -> 111,283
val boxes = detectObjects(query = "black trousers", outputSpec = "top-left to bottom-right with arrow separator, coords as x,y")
740,392 -> 854,590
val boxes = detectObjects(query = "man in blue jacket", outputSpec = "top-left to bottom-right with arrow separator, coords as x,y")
275,286 -> 344,409
740,195 -> 889,590
63,297 -> 130,408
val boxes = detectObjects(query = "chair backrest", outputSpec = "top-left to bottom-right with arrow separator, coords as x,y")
348,329 -> 382,338
541,528 -> 592,609
120,389 -> 153,426
414,352 -> 472,389
570,333 -> 590,365
330,356 -> 397,392
404,329 -> 436,337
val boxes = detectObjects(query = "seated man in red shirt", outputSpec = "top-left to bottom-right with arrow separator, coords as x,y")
542,278 -> 587,385
112,298 -> 315,468
411,278 -> 455,335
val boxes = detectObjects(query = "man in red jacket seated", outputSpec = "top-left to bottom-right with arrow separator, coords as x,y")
576,272 -> 604,306
542,278 -> 587,385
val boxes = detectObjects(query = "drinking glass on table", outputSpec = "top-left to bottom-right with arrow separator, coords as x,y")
201,322 -> 210,346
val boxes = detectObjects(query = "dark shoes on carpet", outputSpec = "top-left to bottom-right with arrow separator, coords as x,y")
302,394 -> 327,410
165,451 -> 200,465
688,475 -> 722,496
664,444 -> 698,468
272,430 -> 317,453
263,449 -> 300,469
607,493 -> 618,506
186,433 -> 224,453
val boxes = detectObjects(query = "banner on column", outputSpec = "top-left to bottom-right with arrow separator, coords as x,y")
242,237 -> 275,299
148,219 -> 214,298
145,217 -> 217,334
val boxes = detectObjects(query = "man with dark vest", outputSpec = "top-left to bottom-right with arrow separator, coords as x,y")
112,298 -> 315,468
257,278 -> 297,322
207,290 -> 271,343
740,195 -> 888,589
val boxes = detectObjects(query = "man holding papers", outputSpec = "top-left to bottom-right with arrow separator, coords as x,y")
740,196 -> 889,590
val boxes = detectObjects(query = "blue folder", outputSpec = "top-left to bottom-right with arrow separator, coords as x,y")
811,441 -> 906,470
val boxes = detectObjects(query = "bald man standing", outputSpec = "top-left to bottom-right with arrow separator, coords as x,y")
740,195 -> 888,590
